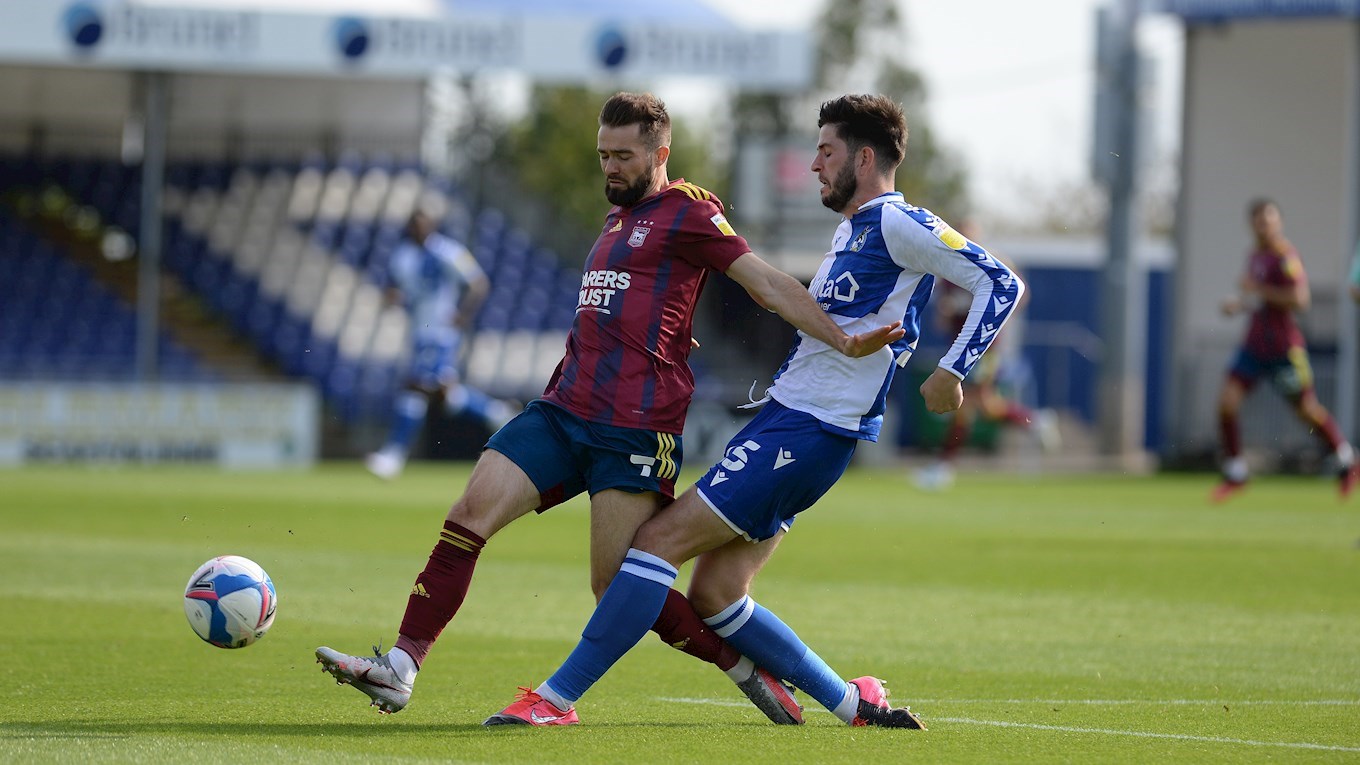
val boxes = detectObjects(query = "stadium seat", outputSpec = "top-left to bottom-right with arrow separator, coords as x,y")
5,154 -> 568,415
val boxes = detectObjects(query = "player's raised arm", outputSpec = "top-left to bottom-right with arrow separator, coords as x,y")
883,213 -> 1025,413
724,251 -> 904,358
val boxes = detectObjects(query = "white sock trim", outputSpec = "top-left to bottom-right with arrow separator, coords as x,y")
387,646 -> 418,685
619,548 -> 678,586
1337,443 -> 1355,467
703,595 -> 755,639
832,681 -> 859,724
725,655 -> 755,684
534,681 -> 574,710
1223,456 -> 1248,483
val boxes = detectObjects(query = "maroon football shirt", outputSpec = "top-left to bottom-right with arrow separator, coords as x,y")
1242,245 -> 1306,358
542,180 -> 750,434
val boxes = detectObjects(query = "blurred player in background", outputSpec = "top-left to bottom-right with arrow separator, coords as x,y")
914,220 -> 1058,491
484,94 -> 1019,729
365,210 -> 518,481
317,92 -> 902,723
1212,198 -> 1357,502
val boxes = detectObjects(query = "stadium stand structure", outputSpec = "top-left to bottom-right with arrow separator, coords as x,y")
0,205 -> 211,382
0,155 -> 579,425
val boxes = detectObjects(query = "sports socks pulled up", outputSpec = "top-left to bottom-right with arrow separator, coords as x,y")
394,520 -> 486,668
704,595 -> 858,723
538,549 -> 677,706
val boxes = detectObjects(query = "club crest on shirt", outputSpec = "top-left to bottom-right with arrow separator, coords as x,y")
628,226 -> 651,248
849,226 -> 873,252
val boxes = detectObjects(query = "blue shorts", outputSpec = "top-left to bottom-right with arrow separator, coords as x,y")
1228,346 -> 1313,398
485,400 -> 682,512
694,400 -> 857,542
408,333 -> 462,389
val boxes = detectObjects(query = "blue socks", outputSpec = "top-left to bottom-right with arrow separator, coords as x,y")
537,558 -> 855,719
445,385 -> 514,431
540,549 -> 677,705
704,595 -> 850,715
384,391 -> 428,452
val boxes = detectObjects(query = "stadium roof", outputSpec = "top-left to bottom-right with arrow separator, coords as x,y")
0,0 -> 809,90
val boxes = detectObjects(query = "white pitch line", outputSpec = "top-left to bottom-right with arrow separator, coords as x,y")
936,717 -> 1360,754
659,696 -> 1360,708
916,699 -> 1360,707
657,697 -> 1360,753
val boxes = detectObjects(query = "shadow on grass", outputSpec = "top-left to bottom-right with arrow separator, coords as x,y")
1,719 -> 747,740
0,721 -> 481,739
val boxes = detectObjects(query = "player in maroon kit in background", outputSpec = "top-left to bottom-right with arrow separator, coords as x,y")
913,221 -> 1058,490
1212,198 -> 1357,503
314,92 -> 905,722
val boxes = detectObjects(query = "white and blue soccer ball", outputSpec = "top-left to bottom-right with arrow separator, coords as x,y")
183,555 -> 277,649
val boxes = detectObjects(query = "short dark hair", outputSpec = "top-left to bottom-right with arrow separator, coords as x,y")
599,92 -> 672,151
817,94 -> 908,173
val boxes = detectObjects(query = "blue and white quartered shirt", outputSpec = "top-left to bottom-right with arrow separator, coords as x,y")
388,232 -> 485,344
764,192 -> 1023,441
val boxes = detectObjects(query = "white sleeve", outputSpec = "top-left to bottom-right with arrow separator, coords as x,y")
388,243 -> 419,293
429,234 -> 484,287
450,245 -> 485,285
882,207 -> 1024,379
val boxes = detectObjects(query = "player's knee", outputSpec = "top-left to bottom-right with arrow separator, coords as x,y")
445,491 -> 508,539
1217,394 -> 1239,417
590,571 -> 612,601
686,582 -> 744,618
631,520 -> 685,565
445,496 -> 478,527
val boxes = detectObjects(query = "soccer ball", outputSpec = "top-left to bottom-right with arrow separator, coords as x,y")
183,555 -> 277,649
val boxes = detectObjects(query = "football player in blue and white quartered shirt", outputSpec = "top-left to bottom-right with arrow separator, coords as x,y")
367,211 -> 517,480
485,94 -> 1023,729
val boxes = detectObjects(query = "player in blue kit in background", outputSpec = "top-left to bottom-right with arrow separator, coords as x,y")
366,210 -> 518,480
485,94 -> 1023,728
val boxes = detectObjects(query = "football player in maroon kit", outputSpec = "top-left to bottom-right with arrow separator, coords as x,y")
315,92 -> 904,722
1212,198 -> 1357,503
913,221 -> 1059,491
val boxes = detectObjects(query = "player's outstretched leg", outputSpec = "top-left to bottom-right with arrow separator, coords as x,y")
705,596 -> 926,729
367,390 -> 429,480
484,548 -> 677,727
446,384 -> 520,433
315,645 -> 416,714
652,587 -> 802,724
315,505 -> 495,713
1212,381 -> 1250,503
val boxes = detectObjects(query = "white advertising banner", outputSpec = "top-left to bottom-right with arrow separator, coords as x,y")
0,1 -> 812,91
0,383 -> 319,468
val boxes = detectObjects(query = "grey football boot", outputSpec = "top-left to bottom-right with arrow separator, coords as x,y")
315,646 -> 413,714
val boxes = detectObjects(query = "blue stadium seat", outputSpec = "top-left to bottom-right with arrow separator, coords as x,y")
476,303 -> 513,332
192,255 -> 231,298
247,301 -> 284,348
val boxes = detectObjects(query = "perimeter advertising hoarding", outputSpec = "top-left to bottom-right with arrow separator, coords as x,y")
0,383 -> 319,468
0,1 -> 812,91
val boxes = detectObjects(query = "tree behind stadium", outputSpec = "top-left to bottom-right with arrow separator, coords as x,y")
477,1 -> 965,251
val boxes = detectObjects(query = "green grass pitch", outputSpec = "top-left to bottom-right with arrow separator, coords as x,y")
3,463 -> 1359,763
